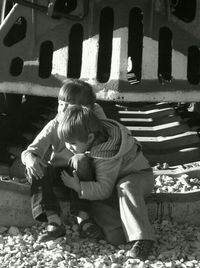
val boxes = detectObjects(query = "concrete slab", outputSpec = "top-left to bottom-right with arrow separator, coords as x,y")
1,178 -> 200,227
0,180 -> 34,227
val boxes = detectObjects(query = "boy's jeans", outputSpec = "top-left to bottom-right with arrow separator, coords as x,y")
29,154 -> 94,222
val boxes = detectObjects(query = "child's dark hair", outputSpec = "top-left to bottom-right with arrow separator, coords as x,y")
58,105 -> 105,143
58,79 -> 96,107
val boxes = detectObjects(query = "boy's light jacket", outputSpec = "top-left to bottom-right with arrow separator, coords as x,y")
21,103 -> 106,167
79,119 -> 151,200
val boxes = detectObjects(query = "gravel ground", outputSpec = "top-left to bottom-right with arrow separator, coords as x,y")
1,164 -> 200,268
1,220 -> 200,268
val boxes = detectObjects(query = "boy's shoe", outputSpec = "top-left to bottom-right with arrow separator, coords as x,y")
38,223 -> 66,243
127,240 -> 154,260
79,219 -> 104,240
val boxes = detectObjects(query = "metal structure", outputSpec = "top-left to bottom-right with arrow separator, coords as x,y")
0,0 -> 199,102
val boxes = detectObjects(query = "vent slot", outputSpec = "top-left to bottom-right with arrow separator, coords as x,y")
39,40 -> 54,78
127,7 -> 143,84
67,24 -> 83,78
187,46 -> 200,85
97,7 -> 114,83
158,27 -> 172,83
10,57 -> 23,76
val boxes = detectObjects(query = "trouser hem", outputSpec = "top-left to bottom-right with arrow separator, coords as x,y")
126,234 -> 156,242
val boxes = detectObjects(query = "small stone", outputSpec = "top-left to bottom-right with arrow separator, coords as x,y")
83,262 -> 95,268
117,249 -> 125,258
65,244 -> 71,252
111,263 -> 120,268
138,261 -> 147,268
46,239 -> 62,250
72,224 -> 79,232
99,240 -> 107,245
109,254 -> 116,263
8,226 -> 20,236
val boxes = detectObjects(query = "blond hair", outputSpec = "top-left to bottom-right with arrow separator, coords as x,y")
58,79 -> 96,108
58,105 -> 105,143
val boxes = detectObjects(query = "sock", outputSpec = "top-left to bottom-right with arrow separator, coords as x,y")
47,214 -> 61,226
77,211 -> 89,224
77,211 -> 94,231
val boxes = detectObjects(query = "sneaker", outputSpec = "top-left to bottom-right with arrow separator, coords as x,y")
38,223 -> 66,243
127,240 -> 154,260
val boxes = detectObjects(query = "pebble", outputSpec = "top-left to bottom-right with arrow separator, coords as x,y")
111,263 -> 121,268
8,226 -> 20,236
0,221 -> 200,268
153,168 -> 200,193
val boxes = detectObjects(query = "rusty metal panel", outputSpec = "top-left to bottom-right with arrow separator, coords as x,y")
0,0 -> 200,102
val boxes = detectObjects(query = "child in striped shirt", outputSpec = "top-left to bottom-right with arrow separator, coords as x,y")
58,104 -> 156,260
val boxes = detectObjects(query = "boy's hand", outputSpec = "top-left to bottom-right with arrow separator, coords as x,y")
61,170 -> 81,193
26,154 -> 47,180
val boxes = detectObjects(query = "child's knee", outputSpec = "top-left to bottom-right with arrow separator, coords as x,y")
117,180 -> 132,191
69,154 -> 95,181
117,179 -> 140,197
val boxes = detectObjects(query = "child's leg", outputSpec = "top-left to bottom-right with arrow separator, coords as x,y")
67,153 -> 103,239
30,176 -> 46,222
30,164 -> 63,222
90,201 -> 126,245
30,164 -> 67,242
117,170 -> 155,241
117,169 -> 155,259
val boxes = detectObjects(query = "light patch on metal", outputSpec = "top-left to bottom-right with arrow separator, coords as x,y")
23,60 -> 39,66
0,82 -> 59,97
52,48 -> 68,77
96,88 -> 120,100
142,37 -> 158,79
172,49 -> 187,80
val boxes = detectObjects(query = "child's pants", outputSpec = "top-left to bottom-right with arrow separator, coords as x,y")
117,169 -> 155,241
90,169 -> 156,244
29,154 -> 94,222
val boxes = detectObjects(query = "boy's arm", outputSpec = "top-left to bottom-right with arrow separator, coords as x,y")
21,119 -> 57,165
79,157 -> 123,200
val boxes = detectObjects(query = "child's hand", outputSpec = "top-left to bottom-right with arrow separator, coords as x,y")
26,154 -> 47,180
61,170 -> 81,193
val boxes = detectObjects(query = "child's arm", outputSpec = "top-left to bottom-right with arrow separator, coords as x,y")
21,119 -> 58,178
78,158 -> 122,200
80,158 -> 123,200
25,153 -> 47,180
21,119 -> 57,162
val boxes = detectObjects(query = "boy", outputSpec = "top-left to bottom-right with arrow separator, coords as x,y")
57,105 -> 156,260
21,79 -> 106,242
